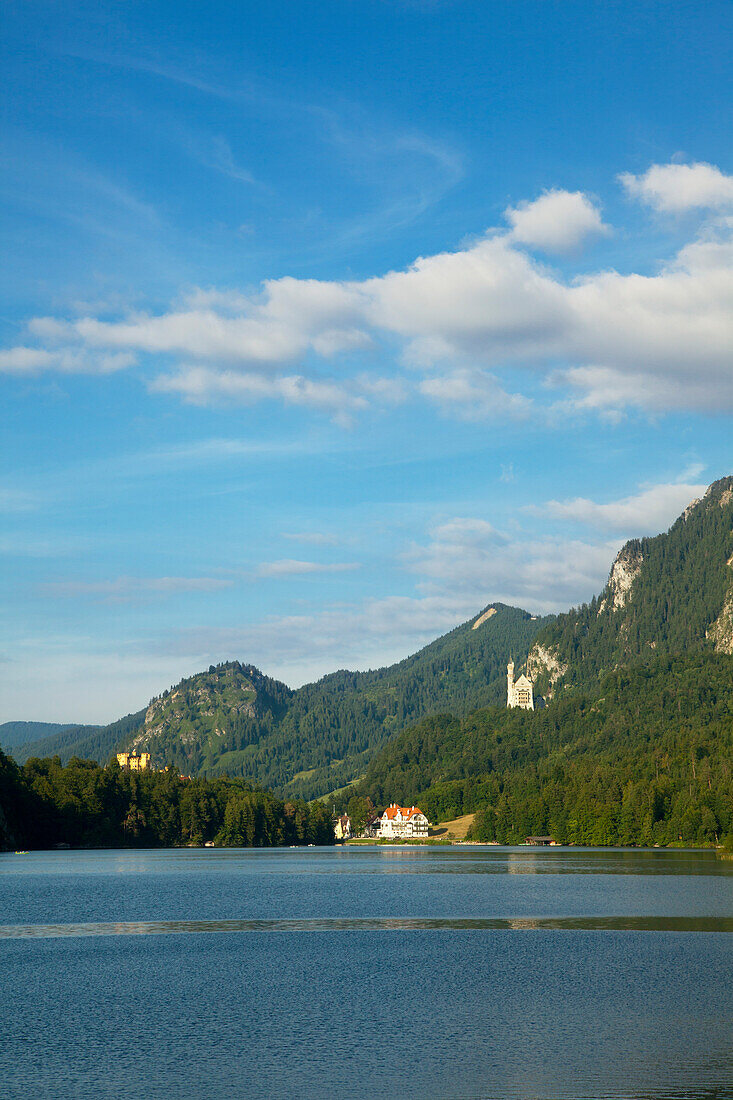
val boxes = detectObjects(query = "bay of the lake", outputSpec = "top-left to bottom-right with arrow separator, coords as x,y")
1,845 -> 732,1100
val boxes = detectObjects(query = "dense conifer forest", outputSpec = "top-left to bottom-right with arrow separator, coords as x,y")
346,653 -> 733,847
529,478 -> 733,696
0,751 -> 334,851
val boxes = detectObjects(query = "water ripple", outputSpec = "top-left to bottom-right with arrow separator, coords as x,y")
2,914 -> 732,938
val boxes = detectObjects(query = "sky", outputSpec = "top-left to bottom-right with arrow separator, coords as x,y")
1,0 -> 732,723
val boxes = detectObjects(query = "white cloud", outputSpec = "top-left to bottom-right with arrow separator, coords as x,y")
7,162 -> 733,417
150,367 -> 370,425
505,189 -> 609,253
619,162 -> 733,213
0,345 -> 134,373
541,480 -> 707,533
406,518 -> 616,614
256,559 -> 360,578
419,368 -> 532,420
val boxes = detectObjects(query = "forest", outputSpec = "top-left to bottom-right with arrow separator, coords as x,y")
0,751 -> 334,851
343,652 -> 733,848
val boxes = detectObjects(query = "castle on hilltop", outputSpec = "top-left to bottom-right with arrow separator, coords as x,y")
507,661 -> 534,710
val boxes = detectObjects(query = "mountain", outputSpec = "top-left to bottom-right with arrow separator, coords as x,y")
0,721 -> 96,751
527,476 -> 733,697
7,712 -> 145,766
120,603 -> 548,798
347,477 -> 733,847
353,651 -> 733,847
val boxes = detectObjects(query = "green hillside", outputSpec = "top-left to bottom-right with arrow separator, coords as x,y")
0,721 -> 97,751
9,711 -> 145,766
122,603 -> 548,798
354,652 -> 733,847
528,476 -> 733,697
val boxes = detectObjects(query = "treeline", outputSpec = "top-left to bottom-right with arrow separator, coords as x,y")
0,752 -> 334,851
342,653 -> 733,848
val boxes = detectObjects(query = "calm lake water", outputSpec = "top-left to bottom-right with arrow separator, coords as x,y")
1,845 -> 732,1100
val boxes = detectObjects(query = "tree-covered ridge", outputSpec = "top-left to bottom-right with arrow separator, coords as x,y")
0,751 -> 334,851
128,662 -> 294,777
8,711 -> 145,766
352,652 -> 733,848
0,721 -> 96,750
530,476 -> 733,696
103,604 -> 545,799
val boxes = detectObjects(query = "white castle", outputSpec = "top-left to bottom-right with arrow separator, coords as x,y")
507,661 -> 534,710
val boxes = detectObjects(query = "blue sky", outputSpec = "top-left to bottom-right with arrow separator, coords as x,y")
2,0 -> 732,722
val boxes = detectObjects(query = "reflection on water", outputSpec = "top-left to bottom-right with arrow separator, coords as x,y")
3,843 -> 732,877
2,914 -> 733,938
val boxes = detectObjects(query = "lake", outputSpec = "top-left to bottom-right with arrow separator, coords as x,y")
1,845 -> 732,1099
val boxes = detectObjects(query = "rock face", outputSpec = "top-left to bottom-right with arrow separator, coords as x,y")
526,643 -> 567,693
707,554 -> 733,655
606,544 -> 644,610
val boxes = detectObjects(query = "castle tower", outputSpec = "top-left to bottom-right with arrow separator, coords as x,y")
507,661 -> 534,710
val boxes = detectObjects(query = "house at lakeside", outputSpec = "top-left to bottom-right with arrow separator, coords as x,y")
378,804 -> 429,839
116,752 -> 152,771
334,814 -> 351,840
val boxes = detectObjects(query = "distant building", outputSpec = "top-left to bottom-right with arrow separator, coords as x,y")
334,815 -> 351,841
525,836 -> 557,846
116,752 -> 152,771
507,661 -> 534,710
378,804 -> 429,839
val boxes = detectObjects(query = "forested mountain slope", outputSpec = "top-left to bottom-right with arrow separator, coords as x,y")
0,721 -> 87,749
8,712 -> 145,766
121,603 -> 547,798
528,476 -> 733,696
355,652 -> 733,847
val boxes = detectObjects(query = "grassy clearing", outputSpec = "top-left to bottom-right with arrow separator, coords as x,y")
429,813 -> 476,841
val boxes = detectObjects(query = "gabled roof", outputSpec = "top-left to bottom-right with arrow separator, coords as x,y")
382,804 -> 426,820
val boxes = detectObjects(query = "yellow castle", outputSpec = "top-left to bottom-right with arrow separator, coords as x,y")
116,752 -> 152,771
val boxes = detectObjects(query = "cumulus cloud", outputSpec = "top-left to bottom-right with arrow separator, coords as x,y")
619,162 -> 733,213
419,368 -> 532,420
6,162 -> 733,417
505,189 -> 609,253
541,480 -> 707,533
256,559 -> 360,578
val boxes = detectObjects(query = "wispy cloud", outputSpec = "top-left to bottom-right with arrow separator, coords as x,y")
256,559 -> 360,578
539,479 -> 707,534
282,532 -> 340,546
38,575 -> 234,602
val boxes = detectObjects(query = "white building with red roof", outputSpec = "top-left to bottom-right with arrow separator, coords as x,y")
378,803 -> 429,839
